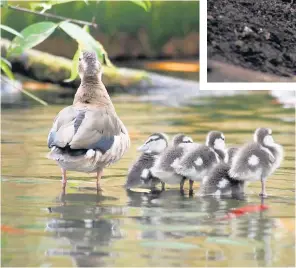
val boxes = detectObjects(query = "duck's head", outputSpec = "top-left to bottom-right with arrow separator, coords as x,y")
171,134 -> 193,146
78,51 -> 102,80
137,133 -> 169,154
254,128 -> 274,146
206,131 -> 226,151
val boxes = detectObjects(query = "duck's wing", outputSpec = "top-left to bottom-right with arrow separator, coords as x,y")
229,143 -> 274,180
47,106 -> 77,148
48,107 -> 129,158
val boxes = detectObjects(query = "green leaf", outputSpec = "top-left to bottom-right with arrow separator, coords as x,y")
64,46 -> 81,82
59,21 -> 104,59
64,25 -> 88,82
0,25 -> 23,38
0,58 -> 14,80
7,22 -> 57,57
83,25 -> 90,33
0,57 -> 12,68
128,0 -> 151,11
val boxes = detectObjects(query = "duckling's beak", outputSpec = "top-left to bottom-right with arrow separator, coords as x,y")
137,143 -> 148,152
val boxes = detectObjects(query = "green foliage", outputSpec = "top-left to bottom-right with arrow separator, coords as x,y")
64,25 -> 90,83
30,0 -> 149,12
29,2 -> 53,13
59,21 -> 104,60
128,0 -> 151,11
61,22 -> 114,82
4,18 -> 113,81
0,57 -> 14,79
7,22 -> 58,57
0,0 -> 8,7
30,0 -> 89,13
0,25 -> 23,38
48,0 -> 81,5
64,46 -> 81,82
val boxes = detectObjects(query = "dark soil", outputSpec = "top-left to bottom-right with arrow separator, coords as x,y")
207,0 -> 296,78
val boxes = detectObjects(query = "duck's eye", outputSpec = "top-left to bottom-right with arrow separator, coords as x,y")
79,58 -> 82,61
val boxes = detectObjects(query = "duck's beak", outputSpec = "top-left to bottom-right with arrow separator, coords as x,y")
137,143 -> 148,152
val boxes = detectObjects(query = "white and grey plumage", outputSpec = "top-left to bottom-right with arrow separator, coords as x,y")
198,147 -> 245,198
206,131 -> 226,161
47,51 -> 130,191
150,134 -> 194,193
124,133 -> 169,190
172,143 -> 220,195
229,128 -> 283,197
171,130 -> 225,194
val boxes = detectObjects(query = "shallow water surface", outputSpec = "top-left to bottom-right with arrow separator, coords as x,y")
1,92 -> 295,267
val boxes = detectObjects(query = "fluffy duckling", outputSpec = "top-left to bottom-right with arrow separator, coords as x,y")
171,131 -> 226,195
198,147 -> 245,198
172,143 -> 220,195
150,134 -> 194,193
206,131 -> 226,161
124,133 -> 169,190
229,128 -> 283,197
47,51 -> 130,191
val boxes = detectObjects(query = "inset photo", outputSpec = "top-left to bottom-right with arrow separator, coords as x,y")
206,0 -> 296,83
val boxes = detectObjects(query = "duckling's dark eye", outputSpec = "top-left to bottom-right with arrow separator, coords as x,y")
78,58 -> 82,61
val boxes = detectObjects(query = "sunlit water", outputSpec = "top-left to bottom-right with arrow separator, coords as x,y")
1,86 -> 295,267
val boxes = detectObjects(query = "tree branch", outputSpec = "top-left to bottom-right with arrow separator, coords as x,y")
8,5 -> 98,28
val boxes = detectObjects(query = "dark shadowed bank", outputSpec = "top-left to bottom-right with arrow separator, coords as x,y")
207,0 -> 296,79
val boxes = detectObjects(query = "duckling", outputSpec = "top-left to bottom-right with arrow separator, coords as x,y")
124,133 -> 169,190
229,128 -> 283,197
206,131 -> 226,161
198,147 -> 245,198
172,143 -> 220,195
171,131 -> 225,195
150,134 -> 194,193
47,51 -> 130,191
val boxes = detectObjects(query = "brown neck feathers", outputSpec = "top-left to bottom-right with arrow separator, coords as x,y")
73,76 -> 114,109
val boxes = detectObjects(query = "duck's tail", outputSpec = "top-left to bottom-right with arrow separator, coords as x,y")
47,146 -> 88,162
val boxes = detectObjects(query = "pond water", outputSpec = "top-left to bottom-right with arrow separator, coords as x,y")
1,82 -> 295,266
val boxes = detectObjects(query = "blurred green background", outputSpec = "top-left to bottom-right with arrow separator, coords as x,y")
1,0 -> 200,60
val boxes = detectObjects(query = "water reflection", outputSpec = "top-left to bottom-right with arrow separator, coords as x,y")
46,192 -> 122,267
2,91 -> 294,267
45,189 -> 281,267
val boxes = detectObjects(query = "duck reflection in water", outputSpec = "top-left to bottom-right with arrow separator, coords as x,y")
45,187 -> 280,267
46,191 -> 122,267
126,189 -> 278,265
